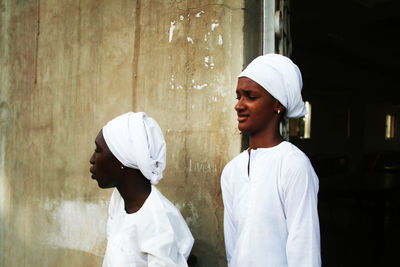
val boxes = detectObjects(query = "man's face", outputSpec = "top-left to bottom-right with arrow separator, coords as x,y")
89,130 -> 121,188
235,77 -> 278,135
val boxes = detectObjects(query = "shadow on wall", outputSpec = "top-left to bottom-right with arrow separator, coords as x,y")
187,239 -> 226,267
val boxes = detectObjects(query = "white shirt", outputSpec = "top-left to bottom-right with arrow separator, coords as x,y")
103,186 -> 194,267
221,141 -> 321,267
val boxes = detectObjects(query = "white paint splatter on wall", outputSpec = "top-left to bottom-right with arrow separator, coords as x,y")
204,56 -> 210,67
195,11 -> 205,18
218,34 -> 223,45
211,23 -> 219,31
194,84 -> 208,90
187,37 -> 194,44
174,202 -> 199,226
169,74 -> 175,89
204,56 -> 215,69
208,95 -> 218,103
169,21 -> 176,43
169,74 -> 183,90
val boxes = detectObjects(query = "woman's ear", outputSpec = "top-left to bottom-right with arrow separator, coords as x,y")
273,100 -> 285,115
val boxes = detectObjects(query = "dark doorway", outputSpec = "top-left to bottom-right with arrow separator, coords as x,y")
291,1 -> 400,266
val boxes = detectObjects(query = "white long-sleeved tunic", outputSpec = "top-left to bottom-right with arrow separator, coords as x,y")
103,186 -> 194,267
221,141 -> 321,267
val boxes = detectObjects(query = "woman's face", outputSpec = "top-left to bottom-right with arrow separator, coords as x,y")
89,130 -> 121,188
235,77 -> 279,135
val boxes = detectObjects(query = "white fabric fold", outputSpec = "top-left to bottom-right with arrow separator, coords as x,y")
102,112 -> 166,185
102,187 -> 194,267
238,53 -> 307,118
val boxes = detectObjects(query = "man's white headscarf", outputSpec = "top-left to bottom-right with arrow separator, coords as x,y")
102,112 -> 166,185
238,53 -> 307,118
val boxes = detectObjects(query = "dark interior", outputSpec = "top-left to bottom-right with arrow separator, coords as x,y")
291,0 -> 400,266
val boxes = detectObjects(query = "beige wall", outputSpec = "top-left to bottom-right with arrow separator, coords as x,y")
0,0 -> 243,266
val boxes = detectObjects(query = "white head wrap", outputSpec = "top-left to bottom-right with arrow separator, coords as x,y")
102,112 -> 166,185
238,53 -> 307,118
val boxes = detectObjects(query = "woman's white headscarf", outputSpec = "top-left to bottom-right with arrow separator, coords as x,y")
238,53 -> 307,118
102,112 -> 166,185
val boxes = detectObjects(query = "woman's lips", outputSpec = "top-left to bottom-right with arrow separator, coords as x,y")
237,114 -> 249,122
90,167 -> 96,179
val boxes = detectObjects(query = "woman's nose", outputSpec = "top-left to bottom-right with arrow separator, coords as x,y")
235,98 -> 245,111
89,153 -> 95,165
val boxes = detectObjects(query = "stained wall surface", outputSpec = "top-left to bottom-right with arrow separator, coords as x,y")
0,0 -> 243,266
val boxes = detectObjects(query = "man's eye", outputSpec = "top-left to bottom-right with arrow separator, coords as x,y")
236,96 -> 241,100
248,96 -> 257,100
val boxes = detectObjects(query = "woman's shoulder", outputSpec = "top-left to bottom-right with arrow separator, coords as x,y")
138,187 -> 194,252
151,187 -> 183,216
278,142 -> 318,177
276,142 -> 313,172
145,187 -> 192,232
223,150 -> 248,172
280,141 -> 309,160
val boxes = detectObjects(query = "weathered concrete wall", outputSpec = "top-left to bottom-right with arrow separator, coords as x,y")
0,0 -> 243,266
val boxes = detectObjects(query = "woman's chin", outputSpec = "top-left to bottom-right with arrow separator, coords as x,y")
97,181 -> 108,189
238,124 -> 251,134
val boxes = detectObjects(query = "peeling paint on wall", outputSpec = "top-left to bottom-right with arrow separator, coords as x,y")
211,22 -> 219,31
169,21 -> 176,43
43,200 -> 108,257
195,11 -> 205,18
175,202 -> 199,226
218,34 -> 223,45
194,83 -> 208,90
1,1 -> 244,266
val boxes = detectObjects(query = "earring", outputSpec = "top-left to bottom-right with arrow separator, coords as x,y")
120,166 -> 124,170
277,109 -> 281,115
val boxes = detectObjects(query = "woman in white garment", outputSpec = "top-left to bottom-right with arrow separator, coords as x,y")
221,54 -> 321,267
89,112 -> 194,267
